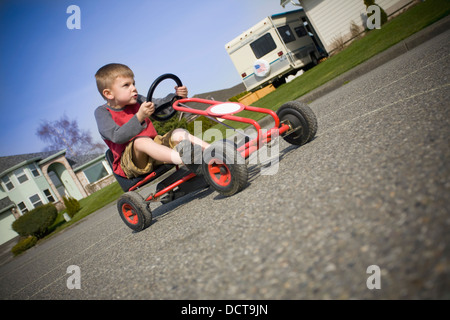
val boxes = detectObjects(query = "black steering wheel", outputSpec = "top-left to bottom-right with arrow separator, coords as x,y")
146,73 -> 183,122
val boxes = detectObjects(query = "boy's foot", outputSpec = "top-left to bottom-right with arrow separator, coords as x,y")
176,140 -> 204,175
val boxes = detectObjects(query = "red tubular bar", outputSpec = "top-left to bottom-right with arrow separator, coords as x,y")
129,172 -> 157,191
238,124 -> 290,158
173,98 -> 290,159
145,172 -> 197,201
244,105 -> 280,128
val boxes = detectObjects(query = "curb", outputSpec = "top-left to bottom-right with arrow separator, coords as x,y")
256,14 -> 450,129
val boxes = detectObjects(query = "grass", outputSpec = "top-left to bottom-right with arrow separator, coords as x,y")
213,0 -> 450,135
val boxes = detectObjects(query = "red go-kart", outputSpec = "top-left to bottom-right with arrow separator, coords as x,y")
106,74 -> 317,231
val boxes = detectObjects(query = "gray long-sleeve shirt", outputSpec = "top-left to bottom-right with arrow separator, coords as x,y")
94,93 -> 175,144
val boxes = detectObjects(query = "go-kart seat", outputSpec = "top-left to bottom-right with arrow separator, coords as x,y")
105,149 -> 174,192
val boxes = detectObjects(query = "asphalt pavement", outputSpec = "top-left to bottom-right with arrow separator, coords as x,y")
0,20 -> 449,301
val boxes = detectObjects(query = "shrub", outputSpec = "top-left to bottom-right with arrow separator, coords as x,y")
11,236 -> 38,256
153,116 -> 189,136
63,196 -> 81,218
12,203 -> 58,239
187,116 -> 218,142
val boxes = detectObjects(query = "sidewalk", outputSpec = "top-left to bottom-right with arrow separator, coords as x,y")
255,13 -> 450,130
298,14 -> 450,105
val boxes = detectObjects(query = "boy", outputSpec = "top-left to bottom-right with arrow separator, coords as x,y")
94,63 -> 208,179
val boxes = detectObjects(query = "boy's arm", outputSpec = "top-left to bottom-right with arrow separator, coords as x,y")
95,106 -> 145,144
137,85 -> 187,107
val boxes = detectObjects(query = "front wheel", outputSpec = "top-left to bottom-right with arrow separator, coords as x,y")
277,101 -> 318,146
202,140 -> 248,197
117,192 -> 152,231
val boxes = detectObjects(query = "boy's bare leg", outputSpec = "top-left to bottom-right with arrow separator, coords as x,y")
171,128 -> 210,149
132,129 -> 210,169
133,137 -> 183,168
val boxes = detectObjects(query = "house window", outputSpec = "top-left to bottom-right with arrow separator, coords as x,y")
44,189 -> 55,202
83,162 -> 109,184
28,163 -> 41,177
14,168 -> 29,184
278,25 -> 296,44
1,175 -> 14,191
18,202 -> 28,214
250,33 -> 277,59
29,194 -> 43,209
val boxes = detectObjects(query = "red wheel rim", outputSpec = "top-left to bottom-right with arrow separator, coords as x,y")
208,160 -> 231,187
122,204 -> 139,225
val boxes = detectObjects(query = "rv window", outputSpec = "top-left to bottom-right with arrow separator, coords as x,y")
277,25 -> 296,44
294,26 -> 308,38
250,33 -> 277,59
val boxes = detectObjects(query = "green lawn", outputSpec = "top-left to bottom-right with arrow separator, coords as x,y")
214,0 -> 450,135
45,181 -> 124,238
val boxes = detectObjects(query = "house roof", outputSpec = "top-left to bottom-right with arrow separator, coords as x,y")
0,150 -> 62,177
187,83 -> 246,111
68,153 -> 104,170
0,150 -> 104,178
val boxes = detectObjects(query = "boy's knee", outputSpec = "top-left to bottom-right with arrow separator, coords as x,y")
133,136 -> 151,149
171,128 -> 189,143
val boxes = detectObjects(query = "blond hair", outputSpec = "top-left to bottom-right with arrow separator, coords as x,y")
95,63 -> 134,99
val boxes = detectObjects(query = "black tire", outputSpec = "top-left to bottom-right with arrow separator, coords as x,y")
202,140 -> 248,197
117,192 -> 152,231
277,101 -> 318,146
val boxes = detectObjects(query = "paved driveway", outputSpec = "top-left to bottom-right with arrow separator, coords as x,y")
1,29 -> 449,301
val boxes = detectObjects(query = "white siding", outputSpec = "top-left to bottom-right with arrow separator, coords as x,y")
300,0 -> 413,52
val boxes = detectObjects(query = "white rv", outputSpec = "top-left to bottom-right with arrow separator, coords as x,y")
225,9 -> 326,92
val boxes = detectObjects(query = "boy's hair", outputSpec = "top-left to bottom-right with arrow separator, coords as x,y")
95,63 -> 134,99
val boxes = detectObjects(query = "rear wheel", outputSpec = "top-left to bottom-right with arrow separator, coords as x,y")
277,101 -> 317,146
117,192 -> 152,231
202,140 -> 248,197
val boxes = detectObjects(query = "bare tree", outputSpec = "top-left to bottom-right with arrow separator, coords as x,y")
36,114 -> 105,157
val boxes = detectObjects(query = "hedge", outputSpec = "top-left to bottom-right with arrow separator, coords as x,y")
12,203 -> 58,239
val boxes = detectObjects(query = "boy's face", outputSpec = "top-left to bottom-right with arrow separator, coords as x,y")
104,76 -> 138,107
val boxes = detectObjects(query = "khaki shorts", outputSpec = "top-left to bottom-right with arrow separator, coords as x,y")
121,130 -> 177,179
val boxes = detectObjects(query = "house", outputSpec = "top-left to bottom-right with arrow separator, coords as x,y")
0,149 -> 115,245
281,0 -> 417,54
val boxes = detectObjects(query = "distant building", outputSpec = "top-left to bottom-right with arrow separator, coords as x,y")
0,150 -> 115,245
282,0 -> 416,54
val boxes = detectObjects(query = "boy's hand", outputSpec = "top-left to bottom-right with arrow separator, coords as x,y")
136,101 -> 155,122
175,86 -> 188,98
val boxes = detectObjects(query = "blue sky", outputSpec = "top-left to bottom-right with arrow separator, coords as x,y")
0,0 -> 296,157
